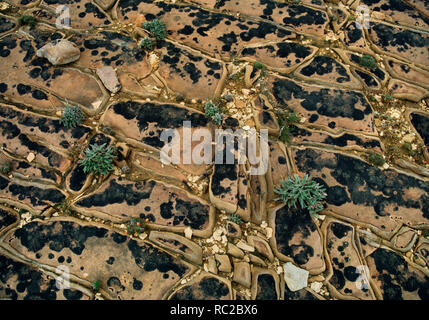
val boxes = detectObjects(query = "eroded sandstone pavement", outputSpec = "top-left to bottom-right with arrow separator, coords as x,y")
0,0 -> 428,300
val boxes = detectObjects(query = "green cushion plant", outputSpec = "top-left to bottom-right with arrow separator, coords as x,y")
59,105 -> 85,128
204,101 -> 223,126
274,174 -> 327,218
79,143 -> 116,176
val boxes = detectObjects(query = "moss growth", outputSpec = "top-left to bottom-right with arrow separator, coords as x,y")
368,152 -> 385,166
18,15 -> 36,28
1,162 -> 12,174
276,108 -> 300,144
359,55 -> 377,70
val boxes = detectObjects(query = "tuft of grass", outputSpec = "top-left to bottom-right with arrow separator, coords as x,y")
276,108 -> 300,144
228,213 -> 243,225
368,152 -> 385,166
1,161 -> 12,174
204,101 -> 223,126
274,174 -> 327,217
142,19 -> 166,41
59,105 -> 85,128
401,142 -> 416,156
139,37 -> 156,51
53,199 -> 72,216
359,54 -> 377,70
79,143 -> 116,176
253,61 -> 265,70
91,280 -> 100,292
18,15 -> 36,28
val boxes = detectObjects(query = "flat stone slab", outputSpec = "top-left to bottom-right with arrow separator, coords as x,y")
2,218 -> 195,299
36,39 -> 80,66
115,1 -> 294,58
291,147 -> 429,238
368,22 -> 429,69
340,22 -> 367,50
74,176 -> 214,237
131,152 -> 188,184
266,140 -> 290,200
267,76 -> 376,134
217,0 -> 329,36
339,51 -> 387,85
387,78 -> 429,102
0,253 -> 90,300
71,31 -> 151,79
158,41 -> 226,99
248,173 -> 267,224
295,55 -> 361,89
0,33 -> 107,113
0,175 -> 66,214
210,162 -> 239,214
366,247 -> 429,300
101,100 -> 212,175
290,125 -> 383,153
40,0 -> 112,30
0,151 -> 61,185
148,231 -> 203,265
241,42 -> 318,73
0,103 -> 90,171
169,272 -> 232,300
361,0 -> 429,30
386,58 -> 429,89
269,204 -> 325,274
323,219 -> 376,300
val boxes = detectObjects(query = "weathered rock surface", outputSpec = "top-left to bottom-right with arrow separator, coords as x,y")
2,218 -> 195,299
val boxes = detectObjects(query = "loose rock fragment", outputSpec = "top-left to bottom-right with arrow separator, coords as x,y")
36,40 -> 80,65
283,262 -> 309,292
96,66 -> 121,93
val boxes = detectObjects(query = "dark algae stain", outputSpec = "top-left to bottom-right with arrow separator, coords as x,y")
112,101 -> 208,148
300,56 -> 351,83
256,274 -> 277,300
0,208 -> 17,230
330,222 -> 352,239
14,221 -> 107,255
0,254 -> 85,300
2,177 -> 65,207
410,113 -> 429,148
77,178 -> 210,230
76,179 -> 155,207
68,165 -> 88,192
370,248 -> 429,300
127,239 -> 189,276
170,276 -> 229,300
370,22 -> 429,53
274,204 -> 317,266
272,78 -> 372,122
